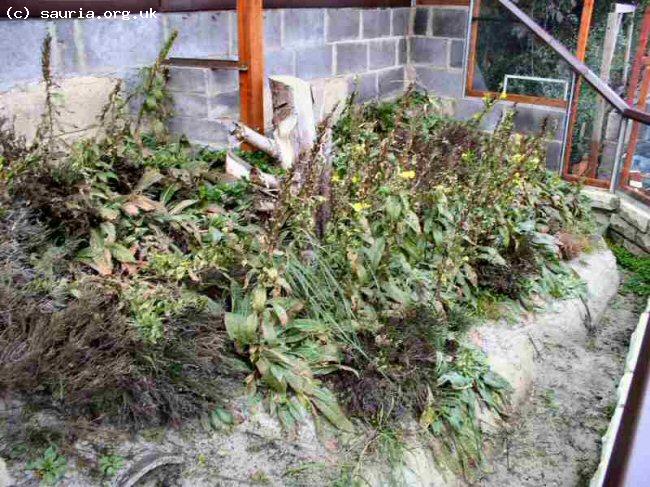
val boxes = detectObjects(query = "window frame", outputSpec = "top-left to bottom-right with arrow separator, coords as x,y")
464,0 -> 569,109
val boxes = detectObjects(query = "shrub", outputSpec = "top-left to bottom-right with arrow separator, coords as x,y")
0,35 -> 595,479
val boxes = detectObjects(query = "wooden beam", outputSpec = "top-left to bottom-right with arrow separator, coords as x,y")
626,9 -> 650,105
464,0 -> 481,95
162,58 -> 247,70
466,89 -> 568,109
586,11 -> 623,177
562,0 -> 594,178
237,0 -> 265,139
620,10 -> 650,191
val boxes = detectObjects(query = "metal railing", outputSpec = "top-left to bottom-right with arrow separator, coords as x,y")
488,0 -> 650,201
497,0 -> 650,125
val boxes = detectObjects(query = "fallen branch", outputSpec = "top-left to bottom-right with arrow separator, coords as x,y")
115,453 -> 184,487
231,122 -> 280,160
225,151 -> 279,189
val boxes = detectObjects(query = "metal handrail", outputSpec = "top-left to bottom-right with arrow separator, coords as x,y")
498,0 -> 650,125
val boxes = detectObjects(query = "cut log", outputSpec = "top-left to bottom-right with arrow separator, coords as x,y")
231,75 -> 316,170
231,122 -> 280,159
269,75 -> 317,170
225,151 -> 279,189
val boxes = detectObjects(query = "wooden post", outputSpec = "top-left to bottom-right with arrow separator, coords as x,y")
586,11 -> 623,177
238,0 -> 265,142
562,0 -> 594,176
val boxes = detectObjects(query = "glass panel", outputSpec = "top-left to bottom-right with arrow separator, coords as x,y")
566,82 -> 620,184
625,121 -> 650,198
584,7 -> 644,98
470,0 -> 578,102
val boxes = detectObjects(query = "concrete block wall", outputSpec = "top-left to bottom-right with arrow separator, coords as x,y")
166,7 -> 412,145
584,188 -> 650,255
0,5 -> 565,162
0,8 -> 411,147
410,6 -> 467,99
409,5 -> 566,170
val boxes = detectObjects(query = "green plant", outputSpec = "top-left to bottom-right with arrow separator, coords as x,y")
610,242 -> 650,296
26,446 -> 67,485
0,33 -> 597,483
98,454 -> 124,478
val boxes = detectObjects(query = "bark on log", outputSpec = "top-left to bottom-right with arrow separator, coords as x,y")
231,122 -> 280,159
269,75 -> 317,170
232,75 -> 316,170
315,126 -> 333,239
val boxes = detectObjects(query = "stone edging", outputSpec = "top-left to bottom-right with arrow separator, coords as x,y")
583,188 -> 650,255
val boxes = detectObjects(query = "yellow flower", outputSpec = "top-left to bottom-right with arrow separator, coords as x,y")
499,91 -> 508,100
399,170 -> 416,180
351,202 -> 371,212
332,174 -> 341,183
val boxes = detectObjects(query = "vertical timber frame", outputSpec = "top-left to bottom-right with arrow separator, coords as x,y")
561,0 -> 598,185
238,0 -> 265,141
617,9 -> 650,204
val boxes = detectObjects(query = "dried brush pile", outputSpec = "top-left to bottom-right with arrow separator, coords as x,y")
0,36 -> 595,479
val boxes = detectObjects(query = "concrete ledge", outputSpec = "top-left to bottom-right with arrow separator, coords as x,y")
583,187 -> 620,211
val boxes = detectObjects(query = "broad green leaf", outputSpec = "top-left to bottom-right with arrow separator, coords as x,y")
135,168 -> 164,192
252,286 -> 267,312
110,243 -> 136,264
225,312 -> 258,345
310,387 -> 354,432
170,199 -> 198,215
364,237 -> 385,270
437,371 -> 472,389
404,210 -> 421,234
386,196 -> 401,219
100,222 -> 116,244
99,206 -> 119,221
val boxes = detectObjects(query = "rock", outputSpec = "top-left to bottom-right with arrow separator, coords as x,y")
619,199 -> 650,232
0,457 -> 12,487
610,214 -> 637,241
634,230 -> 650,253
582,188 -> 620,211
624,238 -> 647,256
477,325 -> 535,408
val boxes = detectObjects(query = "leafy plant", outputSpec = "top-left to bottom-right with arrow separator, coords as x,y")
0,32 -> 597,483
610,242 -> 650,296
98,454 -> 124,478
26,446 -> 67,485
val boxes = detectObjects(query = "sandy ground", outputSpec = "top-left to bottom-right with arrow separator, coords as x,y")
478,274 -> 644,487
2,267 -> 643,487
